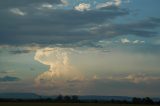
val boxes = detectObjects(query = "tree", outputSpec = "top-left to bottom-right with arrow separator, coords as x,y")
71,95 -> 79,102
64,96 -> 71,102
142,97 -> 154,104
55,95 -> 63,101
132,97 -> 142,104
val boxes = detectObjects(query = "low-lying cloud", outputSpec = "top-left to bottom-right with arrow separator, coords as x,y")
0,76 -> 20,82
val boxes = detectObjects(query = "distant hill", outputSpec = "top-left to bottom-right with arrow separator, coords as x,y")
0,93 -> 41,99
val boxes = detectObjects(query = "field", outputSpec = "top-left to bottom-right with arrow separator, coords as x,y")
0,103 -> 159,106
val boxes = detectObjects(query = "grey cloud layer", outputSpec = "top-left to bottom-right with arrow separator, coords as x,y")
0,0 -> 160,46
0,0 -> 61,9
0,7 -> 128,45
0,76 -> 20,82
92,17 -> 160,38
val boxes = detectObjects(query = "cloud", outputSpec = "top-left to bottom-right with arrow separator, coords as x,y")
120,38 -> 145,44
34,47 -> 83,88
0,76 -> 20,82
0,0 -> 160,49
86,75 -> 160,96
0,4 -> 129,46
0,0 -> 62,9
10,8 -> 26,16
96,2 -> 114,9
107,74 -> 160,84
125,74 -> 160,84
74,3 -> 91,12
5,44 -> 40,54
0,45 -> 11,49
96,0 -> 122,9
39,3 -> 53,10
37,2 -> 67,10
92,75 -> 100,80
60,0 -> 68,5
0,70 -> 15,74
92,17 -> 160,38
121,38 -> 130,44
133,40 -> 145,44
114,0 -> 121,6
9,50 -> 31,54
124,74 -> 158,83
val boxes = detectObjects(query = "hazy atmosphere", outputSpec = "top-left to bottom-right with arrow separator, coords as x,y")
0,0 -> 160,97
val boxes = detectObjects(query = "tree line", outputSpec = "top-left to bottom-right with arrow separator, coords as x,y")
0,95 -> 160,104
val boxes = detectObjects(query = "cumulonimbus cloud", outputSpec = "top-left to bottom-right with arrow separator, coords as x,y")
34,47 -> 84,88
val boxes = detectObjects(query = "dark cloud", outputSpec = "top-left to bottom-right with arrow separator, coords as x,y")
0,0 -> 160,47
0,0 -> 61,9
9,50 -> 32,54
0,76 -> 20,82
0,1 -> 129,46
93,17 -> 160,38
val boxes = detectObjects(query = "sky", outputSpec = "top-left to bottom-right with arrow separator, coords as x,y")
0,0 -> 160,97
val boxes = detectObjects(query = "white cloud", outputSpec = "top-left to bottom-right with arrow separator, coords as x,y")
61,0 -> 68,5
74,3 -> 90,12
133,40 -> 139,44
121,38 -> 130,44
34,47 -> 83,88
96,2 -> 113,9
107,74 -> 160,84
10,8 -> 26,16
114,0 -> 122,6
140,41 -> 145,43
96,0 -> 122,9
41,3 -> 53,9
37,3 -> 54,10
121,38 -> 145,44
133,40 -> 145,44
125,74 -> 160,83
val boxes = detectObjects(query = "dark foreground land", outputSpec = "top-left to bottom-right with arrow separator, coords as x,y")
0,103 -> 160,106
0,95 -> 160,105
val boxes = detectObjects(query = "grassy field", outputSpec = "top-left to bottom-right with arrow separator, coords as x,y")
0,103 -> 159,106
